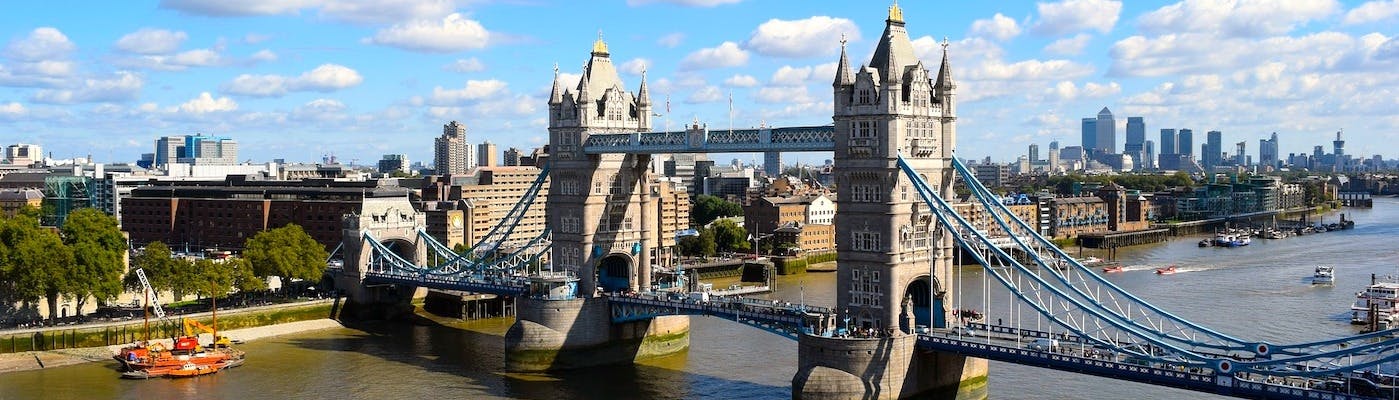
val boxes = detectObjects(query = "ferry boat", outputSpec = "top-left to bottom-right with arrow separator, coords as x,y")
1155,266 -> 1179,275
1313,266 -> 1335,285
1350,276 -> 1399,328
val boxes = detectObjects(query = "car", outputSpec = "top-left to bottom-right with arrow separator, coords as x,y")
950,326 -> 974,336
1026,338 -> 1060,352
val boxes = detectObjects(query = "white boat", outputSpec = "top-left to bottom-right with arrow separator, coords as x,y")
1312,266 -> 1335,285
1351,277 -> 1399,328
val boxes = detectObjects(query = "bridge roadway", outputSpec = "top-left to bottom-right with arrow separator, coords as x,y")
363,270 -> 529,296
921,324 -> 1392,400
609,293 -> 836,338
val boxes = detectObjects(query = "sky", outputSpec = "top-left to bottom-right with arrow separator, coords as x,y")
1,0 -> 1397,166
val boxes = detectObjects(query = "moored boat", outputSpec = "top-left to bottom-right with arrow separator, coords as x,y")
165,362 -> 221,378
1313,266 -> 1335,285
1351,275 -> 1399,329
1155,266 -> 1178,275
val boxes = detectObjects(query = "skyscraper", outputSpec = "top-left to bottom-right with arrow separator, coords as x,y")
764,151 -> 781,176
1081,118 -> 1097,154
1259,132 -> 1279,169
503,147 -> 522,166
1178,128 -> 1194,157
1048,140 -> 1060,172
1144,140 -> 1155,170
1095,107 -> 1116,156
1124,116 -> 1144,170
1204,130 -> 1223,169
1028,143 -> 1039,163
1158,129 -> 1177,170
477,141 -> 498,167
435,120 -> 470,175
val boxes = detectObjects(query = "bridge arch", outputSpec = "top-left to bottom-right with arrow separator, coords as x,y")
597,253 -> 633,293
900,274 -> 945,333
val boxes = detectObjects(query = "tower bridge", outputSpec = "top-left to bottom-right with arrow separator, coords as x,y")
329,4 -> 1399,399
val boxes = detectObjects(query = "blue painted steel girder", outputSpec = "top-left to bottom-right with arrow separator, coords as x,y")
582,125 -> 835,154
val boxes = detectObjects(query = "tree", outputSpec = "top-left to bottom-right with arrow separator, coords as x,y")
61,208 -> 127,313
677,231 -> 715,257
708,219 -> 750,253
189,259 -> 235,300
243,224 -> 330,283
0,216 -> 75,324
692,195 -> 743,226
127,242 -> 178,296
227,258 -> 267,293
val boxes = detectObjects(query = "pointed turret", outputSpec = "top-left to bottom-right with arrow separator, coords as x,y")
833,35 -> 854,87
934,37 -> 955,96
549,63 -> 563,105
637,67 -> 650,106
869,2 -> 915,84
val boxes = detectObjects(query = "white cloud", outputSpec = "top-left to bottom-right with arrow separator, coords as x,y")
293,98 -> 347,121
243,33 -> 272,44
5,27 -> 75,62
0,102 -> 25,118
1045,80 -> 1121,100
117,48 -> 226,71
1031,0 -> 1122,36
364,13 -> 490,53
250,49 -> 278,62
1345,0 -> 1399,24
1044,33 -> 1092,56
966,59 -> 1095,81
746,16 -> 859,58
318,0 -> 459,24
679,42 -> 749,70
685,86 -> 723,104
657,33 -> 685,48
969,13 -> 1022,41
16,60 -> 75,77
223,64 -> 363,97
627,0 -> 741,6
755,85 -> 812,104
1138,0 -> 1339,37
1106,31 -> 1393,77
30,71 -> 144,104
620,58 -> 650,75
444,57 -> 485,73
178,92 -> 238,113
429,79 -> 508,105
723,74 -> 759,87
768,64 -> 837,87
159,0 -> 320,16
115,28 -> 188,54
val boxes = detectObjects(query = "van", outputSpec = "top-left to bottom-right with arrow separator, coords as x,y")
1027,338 -> 1060,352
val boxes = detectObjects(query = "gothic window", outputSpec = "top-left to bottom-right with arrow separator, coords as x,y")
622,216 -> 634,231
858,89 -> 872,104
593,179 -> 604,195
855,121 -> 876,139
852,231 -> 881,252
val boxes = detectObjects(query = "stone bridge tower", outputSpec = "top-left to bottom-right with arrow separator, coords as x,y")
547,35 -> 657,296
795,4 -> 985,399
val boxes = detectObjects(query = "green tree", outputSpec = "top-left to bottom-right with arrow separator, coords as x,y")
708,219 -> 750,253
0,216 -> 75,324
126,242 -> 178,295
189,259 -> 235,300
61,208 -> 127,313
677,231 -> 716,257
227,258 -> 267,293
691,195 -> 743,226
243,224 -> 330,283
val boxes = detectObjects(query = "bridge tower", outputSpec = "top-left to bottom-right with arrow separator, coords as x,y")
794,4 -> 986,398
336,196 -> 428,317
505,36 -> 689,372
546,34 -> 658,296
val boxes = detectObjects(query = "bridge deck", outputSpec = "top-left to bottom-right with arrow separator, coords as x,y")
363,272 -> 528,296
609,294 -> 835,338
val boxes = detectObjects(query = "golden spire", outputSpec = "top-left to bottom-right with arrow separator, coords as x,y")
592,30 -> 609,54
888,1 -> 904,23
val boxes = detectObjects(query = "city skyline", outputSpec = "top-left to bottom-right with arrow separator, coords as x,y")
0,1 -> 1396,166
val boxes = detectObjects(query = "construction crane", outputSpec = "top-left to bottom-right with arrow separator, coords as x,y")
134,268 -> 168,322
134,267 -> 230,348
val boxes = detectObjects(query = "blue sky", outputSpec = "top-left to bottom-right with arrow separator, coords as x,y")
1,0 -> 1396,166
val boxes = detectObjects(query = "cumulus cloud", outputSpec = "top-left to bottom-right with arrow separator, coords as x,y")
5,27 -> 75,62
1344,0 -> 1399,25
429,79 -> 508,105
1044,33 -> 1092,55
685,86 -> 723,103
116,48 -> 227,71
158,0 -> 320,16
620,58 -> 650,75
30,71 -> 144,104
178,92 -> 238,113
679,41 -> 749,70
657,33 -> 685,48
1105,30 -> 1393,77
1138,0 -> 1339,37
723,74 -> 758,87
755,85 -> 813,104
966,59 -> 1095,81
364,13 -> 490,53
444,57 -> 485,73
114,28 -> 188,54
1046,80 -> 1121,100
767,63 -> 837,86
250,49 -> 278,62
223,64 -> 363,97
1031,0 -> 1122,36
627,0 -> 741,6
969,13 -> 1022,41
746,16 -> 859,58
0,102 -> 25,118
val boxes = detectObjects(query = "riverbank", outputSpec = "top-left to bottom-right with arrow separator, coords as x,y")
0,318 -> 343,374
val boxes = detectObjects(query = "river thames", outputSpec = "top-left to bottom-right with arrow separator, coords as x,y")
2,198 -> 1395,399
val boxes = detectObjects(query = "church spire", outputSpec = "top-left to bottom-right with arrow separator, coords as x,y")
833,34 -> 853,86
549,63 -> 563,105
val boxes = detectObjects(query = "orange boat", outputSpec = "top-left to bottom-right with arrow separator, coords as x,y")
165,362 -> 222,378
1101,265 -> 1125,273
1155,266 -> 1178,275
116,267 -> 244,379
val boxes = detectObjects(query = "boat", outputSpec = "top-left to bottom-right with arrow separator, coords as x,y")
1080,256 -> 1103,265
1102,265 -> 1125,273
114,267 -> 244,378
165,362 -> 221,378
1155,266 -> 1178,275
1198,239 -> 1211,247
1351,276 -> 1399,329
1313,266 -> 1335,285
